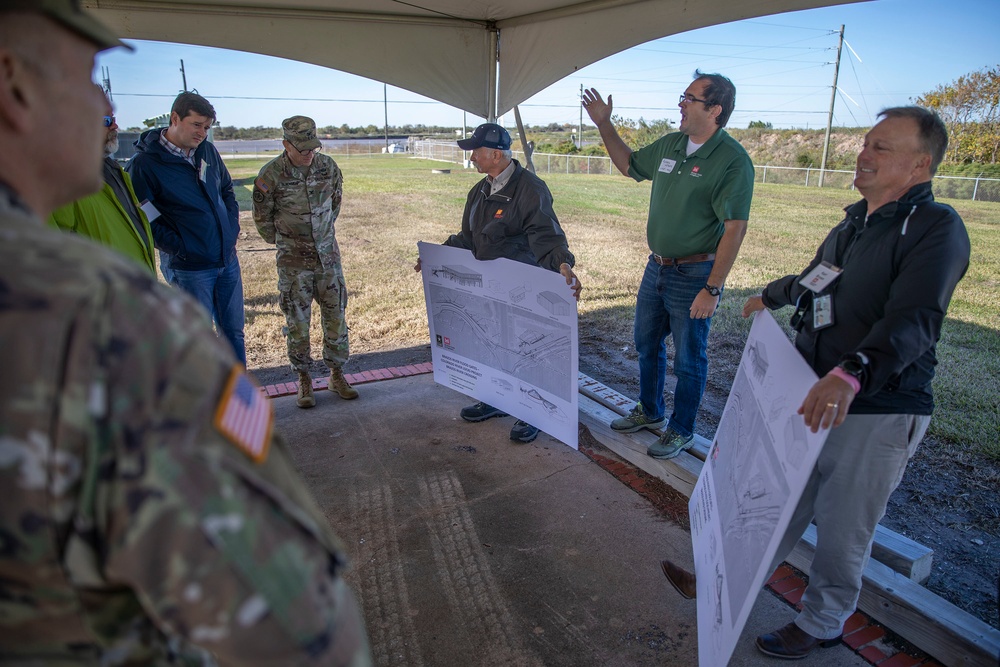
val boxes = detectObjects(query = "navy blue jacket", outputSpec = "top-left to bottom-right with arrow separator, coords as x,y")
761,181 -> 970,415
128,129 -> 239,271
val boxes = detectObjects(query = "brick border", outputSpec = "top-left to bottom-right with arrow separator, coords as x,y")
258,362 -> 433,398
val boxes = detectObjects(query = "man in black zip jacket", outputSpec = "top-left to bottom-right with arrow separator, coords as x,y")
661,107 -> 970,660
415,123 -> 582,443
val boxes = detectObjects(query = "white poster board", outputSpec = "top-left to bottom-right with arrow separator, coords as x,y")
689,311 -> 830,666
418,242 -> 579,448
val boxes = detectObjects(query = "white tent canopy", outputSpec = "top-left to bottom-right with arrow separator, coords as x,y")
86,0 -> 863,120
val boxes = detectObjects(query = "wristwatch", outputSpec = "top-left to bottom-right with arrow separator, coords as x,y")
704,283 -> 722,297
838,353 -> 868,384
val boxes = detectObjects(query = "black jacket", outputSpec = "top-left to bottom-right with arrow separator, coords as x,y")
444,160 -> 574,272
761,181 -> 970,415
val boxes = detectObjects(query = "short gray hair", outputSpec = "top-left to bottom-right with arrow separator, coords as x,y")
877,106 -> 948,175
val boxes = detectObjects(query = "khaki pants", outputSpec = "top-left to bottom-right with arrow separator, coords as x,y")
769,413 -> 931,639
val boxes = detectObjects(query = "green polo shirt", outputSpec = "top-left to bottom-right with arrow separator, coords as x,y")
628,128 -> 754,258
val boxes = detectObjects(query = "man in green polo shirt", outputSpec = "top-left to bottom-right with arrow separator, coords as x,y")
582,71 -> 754,459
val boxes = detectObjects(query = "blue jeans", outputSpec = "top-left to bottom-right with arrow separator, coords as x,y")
157,249 -> 174,284
634,256 -> 714,437
171,254 -> 246,365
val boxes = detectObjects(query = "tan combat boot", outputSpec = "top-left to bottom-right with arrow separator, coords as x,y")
296,372 -> 316,408
328,366 -> 359,400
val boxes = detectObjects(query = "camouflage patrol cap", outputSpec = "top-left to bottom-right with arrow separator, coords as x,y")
1,0 -> 133,52
282,116 -> 322,152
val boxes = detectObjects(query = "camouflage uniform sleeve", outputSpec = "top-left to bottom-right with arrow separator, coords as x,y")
99,285 -> 371,666
252,165 -> 277,244
330,158 -> 343,221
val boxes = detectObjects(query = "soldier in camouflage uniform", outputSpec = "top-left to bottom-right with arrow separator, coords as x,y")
252,116 -> 358,409
0,4 -> 371,665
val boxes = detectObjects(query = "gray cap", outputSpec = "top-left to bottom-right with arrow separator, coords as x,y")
1,0 -> 132,52
282,115 -> 322,151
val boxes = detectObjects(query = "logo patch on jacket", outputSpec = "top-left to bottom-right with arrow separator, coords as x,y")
494,209 -> 504,219
690,166 -> 702,178
254,177 -> 269,193
214,367 -> 273,463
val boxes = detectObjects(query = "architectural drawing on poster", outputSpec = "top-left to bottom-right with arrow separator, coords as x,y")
417,242 -> 579,448
688,311 -> 829,667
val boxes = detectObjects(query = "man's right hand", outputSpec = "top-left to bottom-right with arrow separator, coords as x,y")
742,295 -> 765,318
582,88 -> 613,126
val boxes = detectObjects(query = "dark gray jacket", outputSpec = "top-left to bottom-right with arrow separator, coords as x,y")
761,181 -> 970,415
444,160 -> 574,272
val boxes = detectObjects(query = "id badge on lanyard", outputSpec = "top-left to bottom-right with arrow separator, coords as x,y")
799,260 -> 841,330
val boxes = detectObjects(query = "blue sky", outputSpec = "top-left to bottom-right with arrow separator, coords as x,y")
96,0 -> 999,132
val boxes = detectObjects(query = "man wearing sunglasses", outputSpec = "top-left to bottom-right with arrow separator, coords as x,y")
582,72 -> 753,460
128,91 -> 247,366
252,116 -> 358,407
49,101 -> 155,273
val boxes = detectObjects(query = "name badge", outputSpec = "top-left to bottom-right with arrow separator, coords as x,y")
658,158 -> 677,174
199,160 -> 208,182
799,260 -> 841,293
813,294 -> 834,330
140,200 -> 161,221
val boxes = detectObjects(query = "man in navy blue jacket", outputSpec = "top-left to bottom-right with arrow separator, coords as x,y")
128,93 -> 246,365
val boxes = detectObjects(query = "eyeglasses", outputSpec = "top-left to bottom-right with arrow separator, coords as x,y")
103,115 -> 116,127
678,94 -> 713,106
289,143 -> 320,156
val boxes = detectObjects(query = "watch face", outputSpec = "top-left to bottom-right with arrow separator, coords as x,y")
705,285 -> 721,297
840,359 -> 864,376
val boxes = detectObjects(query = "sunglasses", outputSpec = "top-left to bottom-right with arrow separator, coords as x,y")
103,115 -> 116,128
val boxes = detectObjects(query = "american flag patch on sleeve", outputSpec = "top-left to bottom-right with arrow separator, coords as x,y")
214,367 -> 273,463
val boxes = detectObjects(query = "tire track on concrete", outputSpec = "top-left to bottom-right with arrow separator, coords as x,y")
419,469 -> 543,667
349,484 -> 425,667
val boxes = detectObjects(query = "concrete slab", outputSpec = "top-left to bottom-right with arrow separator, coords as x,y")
276,373 -> 870,666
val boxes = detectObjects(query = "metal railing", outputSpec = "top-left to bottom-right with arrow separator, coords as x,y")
411,140 -> 1000,202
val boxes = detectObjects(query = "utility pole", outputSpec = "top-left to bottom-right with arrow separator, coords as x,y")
818,25 -> 844,188
101,66 -> 112,99
179,59 -> 188,92
513,105 -> 535,174
384,83 -> 389,151
578,84 -> 584,150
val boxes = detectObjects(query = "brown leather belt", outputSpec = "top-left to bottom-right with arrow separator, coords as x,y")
652,252 -> 715,266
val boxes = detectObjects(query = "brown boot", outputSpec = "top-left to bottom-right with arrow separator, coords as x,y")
328,366 -> 358,400
296,372 -> 315,408
661,559 -> 696,599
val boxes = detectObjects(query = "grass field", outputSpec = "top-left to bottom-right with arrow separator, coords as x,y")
225,155 -> 1000,459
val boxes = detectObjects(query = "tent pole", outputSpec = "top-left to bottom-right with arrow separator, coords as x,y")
487,28 -> 498,122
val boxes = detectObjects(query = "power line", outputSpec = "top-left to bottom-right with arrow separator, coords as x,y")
114,92 -> 442,105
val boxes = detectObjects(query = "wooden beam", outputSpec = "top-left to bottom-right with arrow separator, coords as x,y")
578,396 -> 700,496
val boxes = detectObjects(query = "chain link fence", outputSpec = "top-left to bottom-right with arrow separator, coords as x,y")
411,140 -> 1000,202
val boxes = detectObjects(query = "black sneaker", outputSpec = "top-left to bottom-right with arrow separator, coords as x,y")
460,402 -> 507,422
510,420 -> 539,443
